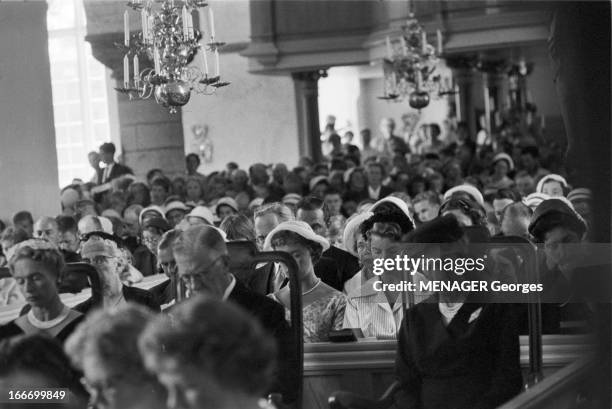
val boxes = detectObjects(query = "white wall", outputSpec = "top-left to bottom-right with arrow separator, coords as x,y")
0,1 -> 60,221
182,1 -> 299,171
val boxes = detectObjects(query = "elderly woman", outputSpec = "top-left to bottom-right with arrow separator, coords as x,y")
139,296 -> 277,409
75,236 -> 159,314
0,240 -> 83,343
265,221 -> 346,343
65,304 -> 166,409
395,215 -> 522,409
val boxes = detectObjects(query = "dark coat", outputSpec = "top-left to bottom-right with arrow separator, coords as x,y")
0,314 -> 84,344
74,285 -> 160,315
148,279 -> 176,306
395,295 -> 523,409
98,163 -> 133,184
228,280 -> 299,403
314,245 -> 360,291
238,262 -> 276,296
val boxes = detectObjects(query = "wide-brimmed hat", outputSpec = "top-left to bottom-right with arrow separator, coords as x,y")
187,206 -> 214,225
282,193 -> 302,207
371,196 -> 415,228
308,175 -> 330,192
164,201 -> 189,215
139,205 -> 166,224
443,184 -> 485,208
536,174 -> 568,194
522,192 -> 550,210
342,212 -> 373,257
492,152 -> 515,171
214,197 -> 239,215
528,198 -> 586,242
263,220 -> 330,252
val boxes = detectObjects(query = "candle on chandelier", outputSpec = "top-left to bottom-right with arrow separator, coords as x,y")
202,46 -> 210,75
133,55 -> 140,84
436,29 -> 442,54
154,47 -> 161,73
385,36 -> 392,59
124,10 -> 130,47
141,9 -> 148,42
421,31 -> 427,54
208,8 -> 216,39
215,48 -> 220,77
123,55 -> 130,88
400,36 -> 408,56
188,11 -> 194,39
182,6 -> 189,39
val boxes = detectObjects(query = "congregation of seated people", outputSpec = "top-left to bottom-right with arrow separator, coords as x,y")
0,123 -> 600,409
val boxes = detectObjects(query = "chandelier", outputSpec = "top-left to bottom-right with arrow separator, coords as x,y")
116,0 -> 229,113
379,14 -> 452,110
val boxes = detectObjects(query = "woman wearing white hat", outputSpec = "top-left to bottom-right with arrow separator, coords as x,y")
265,221 -> 347,343
485,152 -> 515,194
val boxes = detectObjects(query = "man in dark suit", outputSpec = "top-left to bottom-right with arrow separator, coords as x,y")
149,229 -> 182,307
365,161 -> 394,200
296,197 -> 360,291
173,225 -> 299,404
98,142 -> 133,184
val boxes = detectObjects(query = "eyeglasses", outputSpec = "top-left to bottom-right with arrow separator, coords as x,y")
179,256 -> 225,287
82,255 -> 115,265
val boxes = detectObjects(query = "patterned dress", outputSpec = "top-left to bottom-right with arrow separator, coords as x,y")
270,290 -> 347,343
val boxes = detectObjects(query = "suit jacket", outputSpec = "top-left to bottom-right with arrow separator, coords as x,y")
314,246 -> 360,291
228,281 -> 299,403
239,262 -> 275,296
98,162 -> 133,184
74,285 -> 161,315
395,294 -> 522,409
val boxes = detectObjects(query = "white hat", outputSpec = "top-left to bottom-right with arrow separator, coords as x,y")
371,196 -> 415,227
282,193 -> 302,207
309,175 -> 329,192
139,205 -> 166,224
443,184 -> 485,208
248,198 -> 264,210
522,192 -> 550,210
263,220 -> 330,252
164,201 -> 189,215
567,188 -> 592,203
342,212 -> 373,257
492,152 -> 514,171
187,206 -> 214,225
536,174 -> 568,194
214,197 -> 239,215
78,215 -> 114,235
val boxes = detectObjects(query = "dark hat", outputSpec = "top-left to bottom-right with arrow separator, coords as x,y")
528,198 -> 586,242
405,214 -> 464,244
142,217 -> 171,233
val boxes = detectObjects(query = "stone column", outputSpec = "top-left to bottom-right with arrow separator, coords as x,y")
453,68 -> 476,137
84,2 -> 185,179
0,1 -> 60,219
292,70 -> 327,163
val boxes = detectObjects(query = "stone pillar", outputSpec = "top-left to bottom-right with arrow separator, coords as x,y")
453,68 -> 476,137
0,1 -> 60,219
292,70 -> 326,163
84,2 -> 185,179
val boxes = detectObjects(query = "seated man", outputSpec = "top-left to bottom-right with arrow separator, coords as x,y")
139,297 -> 277,409
149,229 -> 182,307
172,225 -> 298,404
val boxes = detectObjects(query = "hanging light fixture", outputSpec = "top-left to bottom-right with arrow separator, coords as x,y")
379,13 -> 452,110
116,0 -> 229,113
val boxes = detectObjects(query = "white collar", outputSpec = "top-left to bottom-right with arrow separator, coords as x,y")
368,185 -> 381,197
222,274 -> 237,301
27,305 -> 70,329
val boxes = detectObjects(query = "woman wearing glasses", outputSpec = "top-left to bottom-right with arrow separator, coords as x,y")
265,221 -> 347,343
65,303 -> 166,409
75,236 -> 160,314
0,239 -> 83,343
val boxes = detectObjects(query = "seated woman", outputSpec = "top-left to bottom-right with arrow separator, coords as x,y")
65,304 -> 166,409
139,296 -> 277,409
75,236 -> 160,314
0,239 -> 83,343
395,215 -> 522,409
0,334 -> 88,409
265,221 -> 346,343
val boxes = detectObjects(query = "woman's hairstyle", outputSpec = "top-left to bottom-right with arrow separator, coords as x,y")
65,304 -> 155,380
219,214 -> 256,242
270,230 -> 323,264
8,241 -> 65,278
439,197 -> 487,227
151,176 -> 172,193
127,182 -> 151,207
139,297 -> 277,396
0,334 -> 86,398
254,202 -> 295,223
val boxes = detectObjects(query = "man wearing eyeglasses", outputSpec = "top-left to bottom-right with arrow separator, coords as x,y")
172,224 -> 299,404
149,229 -> 182,308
